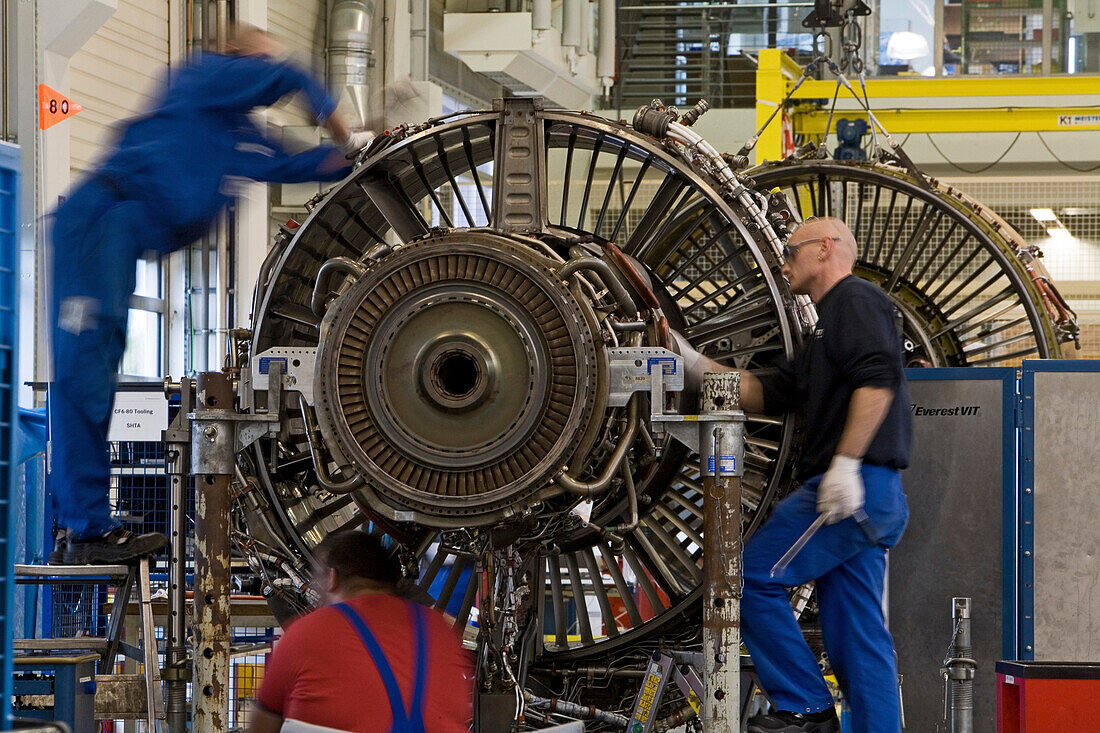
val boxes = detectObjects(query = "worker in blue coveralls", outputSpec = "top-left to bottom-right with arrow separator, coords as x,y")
673,216 -> 911,733
49,25 -> 374,565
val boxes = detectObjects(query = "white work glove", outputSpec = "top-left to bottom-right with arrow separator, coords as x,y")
817,454 -> 865,524
342,130 -> 377,156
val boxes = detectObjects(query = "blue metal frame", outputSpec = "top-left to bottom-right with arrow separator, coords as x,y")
1018,359 -> 1100,660
905,367 -> 1019,659
1,141 -> 22,728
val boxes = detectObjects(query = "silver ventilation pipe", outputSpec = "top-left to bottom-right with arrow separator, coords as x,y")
410,0 -> 429,81
597,0 -> 615,96
562,0 -> 581,50
327,0 -> 375,129
577,0 -> 589,56
532,0 -> 552,37
562,0 -> 582,72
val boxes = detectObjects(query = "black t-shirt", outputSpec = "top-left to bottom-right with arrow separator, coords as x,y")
759,275 -> 911,480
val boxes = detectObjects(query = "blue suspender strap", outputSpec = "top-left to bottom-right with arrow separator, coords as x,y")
333,602 -> 410,731
407,603 -> 430,733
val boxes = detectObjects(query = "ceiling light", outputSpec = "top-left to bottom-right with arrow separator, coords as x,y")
1030,208 -> 1057,222
886,32 -> 930,61
1046,226 -> 1075,243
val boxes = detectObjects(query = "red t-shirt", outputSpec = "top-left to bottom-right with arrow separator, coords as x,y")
258,594 -> 473,732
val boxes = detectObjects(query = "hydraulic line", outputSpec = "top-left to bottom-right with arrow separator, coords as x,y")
523,691 -> 630,727
297,393 -> 364,493
558,256 -> 640,318
555,396 -> 639,496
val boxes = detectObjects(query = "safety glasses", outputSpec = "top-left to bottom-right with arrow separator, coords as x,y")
782,234 -> 835,260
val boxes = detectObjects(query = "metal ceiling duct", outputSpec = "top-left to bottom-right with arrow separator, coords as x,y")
327,0 -> 375,129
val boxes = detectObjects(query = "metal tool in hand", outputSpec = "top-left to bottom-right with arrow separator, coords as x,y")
770,507 -> 880,577
770,513 -> 827,577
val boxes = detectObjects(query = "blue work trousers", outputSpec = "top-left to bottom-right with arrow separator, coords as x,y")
49,181 -> 145,540
741,464 -> 909,733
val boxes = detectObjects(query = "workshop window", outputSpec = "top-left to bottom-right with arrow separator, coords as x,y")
120,256 -> 164,379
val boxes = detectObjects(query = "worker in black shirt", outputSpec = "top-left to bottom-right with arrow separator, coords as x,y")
673,216 -> 911,733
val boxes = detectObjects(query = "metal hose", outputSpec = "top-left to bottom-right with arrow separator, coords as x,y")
558,256 -> 639,318
297,393 -> 364,492
607,460 -> 640,533
555,396 -> 638,496
523,691 -> 629,727
311,257 -> 368,316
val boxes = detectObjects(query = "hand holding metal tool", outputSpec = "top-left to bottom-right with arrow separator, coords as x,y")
817,454 -> 865,523
770,507 -> 883,578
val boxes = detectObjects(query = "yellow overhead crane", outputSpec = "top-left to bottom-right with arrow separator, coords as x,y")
753,49 -> 1100,164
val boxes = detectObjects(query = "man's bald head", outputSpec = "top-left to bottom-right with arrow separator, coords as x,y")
780,216 -> 860,302
791,217 -> 858,268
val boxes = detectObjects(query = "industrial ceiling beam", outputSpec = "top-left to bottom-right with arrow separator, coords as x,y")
754,49 -> 1100,162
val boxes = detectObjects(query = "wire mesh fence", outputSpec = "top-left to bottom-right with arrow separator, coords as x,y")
229,627 -> 278,732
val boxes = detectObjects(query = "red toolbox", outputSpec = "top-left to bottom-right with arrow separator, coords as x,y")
997,661 -> 1100,732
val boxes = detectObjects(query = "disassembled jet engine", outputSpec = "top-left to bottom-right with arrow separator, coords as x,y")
226,98 -> 1077,729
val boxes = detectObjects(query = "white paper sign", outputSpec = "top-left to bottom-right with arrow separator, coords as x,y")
107,390 -> 169,443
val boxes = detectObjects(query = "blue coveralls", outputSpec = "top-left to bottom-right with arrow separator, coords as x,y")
742,468 -> 909,733
50,52 -> 351,540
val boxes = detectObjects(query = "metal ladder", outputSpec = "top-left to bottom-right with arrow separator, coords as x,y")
14,558 -> 166,731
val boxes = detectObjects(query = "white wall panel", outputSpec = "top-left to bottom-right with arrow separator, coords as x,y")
69,1 -> 170,175
268,0 -> 326,128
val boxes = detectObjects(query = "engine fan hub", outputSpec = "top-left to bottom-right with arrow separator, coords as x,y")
369,284 -> 551,465
313,230 -> 608,526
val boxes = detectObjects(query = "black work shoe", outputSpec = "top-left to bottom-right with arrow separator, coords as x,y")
48,527 -> 70,565
747,708 -> 839,733
63,526 -> 168,565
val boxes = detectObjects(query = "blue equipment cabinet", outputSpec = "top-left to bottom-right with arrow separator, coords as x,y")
1,140 -> 23,728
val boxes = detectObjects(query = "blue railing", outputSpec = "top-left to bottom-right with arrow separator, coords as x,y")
0,140 -> 22,729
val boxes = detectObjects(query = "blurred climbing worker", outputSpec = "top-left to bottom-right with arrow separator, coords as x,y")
251,530 -> 473,733
673,216 -> 911,733
49,24 -> 374,564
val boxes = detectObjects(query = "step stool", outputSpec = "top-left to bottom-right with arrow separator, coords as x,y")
13,558 -> 165,732
13,653 -> 97,733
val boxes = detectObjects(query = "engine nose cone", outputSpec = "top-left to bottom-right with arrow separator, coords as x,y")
369,284 -> 549,467
313,231 -> 608,526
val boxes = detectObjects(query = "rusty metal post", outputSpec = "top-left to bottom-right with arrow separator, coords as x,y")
191,373 -> 235,733
698,372 -> 745,733
162,377 -> 193,733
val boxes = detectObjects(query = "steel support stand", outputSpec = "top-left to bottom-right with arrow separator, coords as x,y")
186,367 -> 281,733
637,351 -> 743,730
190,373 -> 235,733
698,372 -> 745,733
943,597 -> 976,733
162,377 -> 193,733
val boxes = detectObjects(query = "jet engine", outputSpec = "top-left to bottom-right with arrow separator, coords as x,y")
227,98 -> 1077,729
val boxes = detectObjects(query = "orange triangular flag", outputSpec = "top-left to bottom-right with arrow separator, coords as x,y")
38,84 -> 83,130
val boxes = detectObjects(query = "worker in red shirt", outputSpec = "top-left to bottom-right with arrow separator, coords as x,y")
251,531 -> 473,733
